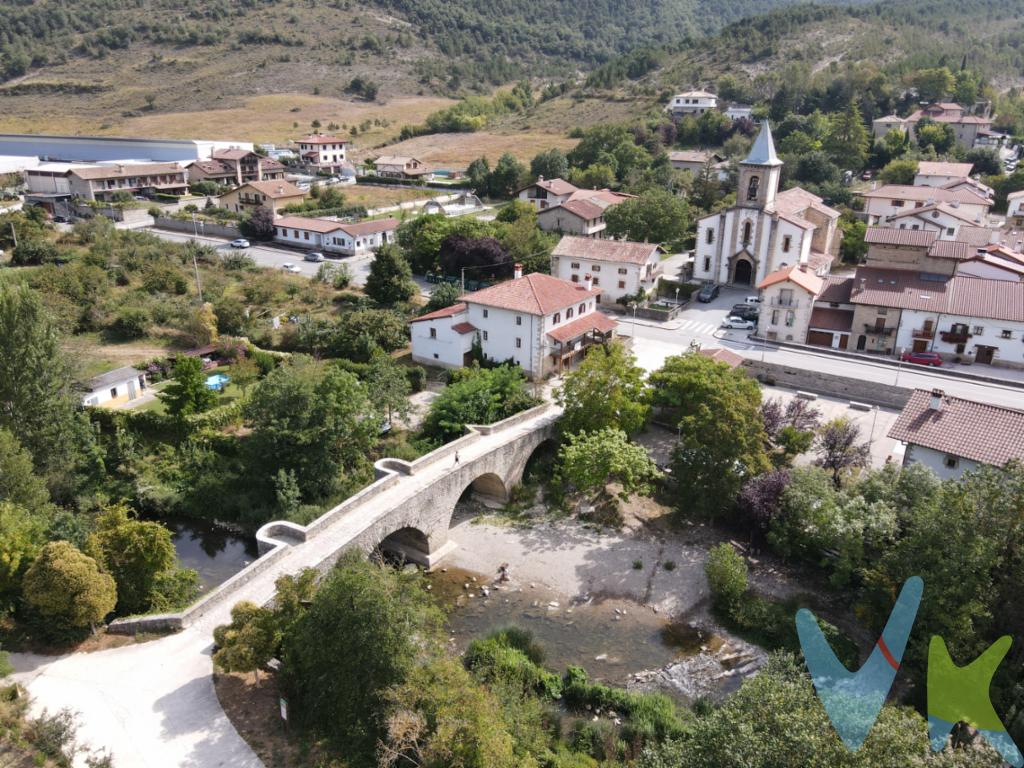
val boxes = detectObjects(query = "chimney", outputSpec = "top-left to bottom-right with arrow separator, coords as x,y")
537,175 -> 544,182
799,263 -> 808,272
584,273 -> 593,291
513,263 -> 523,280
929,389 -> 944,411
277,185 -> 284,195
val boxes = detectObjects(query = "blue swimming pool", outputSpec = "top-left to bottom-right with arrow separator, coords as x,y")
206,373 -> 230,390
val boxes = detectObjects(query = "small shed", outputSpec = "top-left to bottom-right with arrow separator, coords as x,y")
81,366 -> 148,407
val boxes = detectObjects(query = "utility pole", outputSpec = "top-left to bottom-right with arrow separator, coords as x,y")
189,214 -> 204,302
10,221 -> 16,248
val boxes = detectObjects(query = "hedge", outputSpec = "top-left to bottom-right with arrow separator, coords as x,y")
354,175 -> 473,191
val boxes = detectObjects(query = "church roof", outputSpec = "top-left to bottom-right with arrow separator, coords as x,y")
743,122 -> 782,167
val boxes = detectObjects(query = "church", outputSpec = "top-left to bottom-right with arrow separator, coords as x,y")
692,122 -> 841,287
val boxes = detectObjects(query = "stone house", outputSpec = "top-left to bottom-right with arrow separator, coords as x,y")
550,236 -> 662,304
218,180 -> 306,216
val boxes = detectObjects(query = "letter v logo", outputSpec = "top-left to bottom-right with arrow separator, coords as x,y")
796,576 -> 923,750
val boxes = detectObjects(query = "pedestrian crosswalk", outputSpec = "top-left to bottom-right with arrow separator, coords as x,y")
677,319 -> 720,336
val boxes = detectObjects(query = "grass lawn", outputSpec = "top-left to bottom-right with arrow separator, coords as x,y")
65,333 -> 179,379
343,184 -> 435,210
134,368 -> 242,414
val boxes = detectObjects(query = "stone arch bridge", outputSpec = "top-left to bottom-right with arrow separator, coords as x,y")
111,403 -> 559,635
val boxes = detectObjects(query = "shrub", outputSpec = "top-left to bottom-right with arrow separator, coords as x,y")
22,542 -> 117,633
109,305 -> 151,339
406,365 -> 427,393
704,543 -> 748,610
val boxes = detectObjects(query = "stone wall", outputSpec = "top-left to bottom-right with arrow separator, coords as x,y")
742,359 -> 912,408
153,217 -> 241,239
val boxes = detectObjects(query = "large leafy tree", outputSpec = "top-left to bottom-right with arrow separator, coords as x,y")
0,285 -> 99,498
366,349 -> 411,426
557,428 -> 661,498
159,355 -> 218,418
0,428 -> 53,518
529,148 -> 568,181
419,365 -> 536,444
364,243 -> 417,305
281,552 -> 444,762
556,342 -> 649,436
84,503 -> 179,615
824,100 -> 870,170
22,541 -> 117,632
487,153 -> 527,198
213,601 -> 277,683
244,357 -> 378,499
604,190 -> 690,251
329,308 -> 409,361
814,417 -> 871,487
649,353 -> 770,518
0,501 -> 47,598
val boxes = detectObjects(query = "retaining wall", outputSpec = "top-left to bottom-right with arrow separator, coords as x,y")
742,359 -> 912,408
153,217 -> 241,239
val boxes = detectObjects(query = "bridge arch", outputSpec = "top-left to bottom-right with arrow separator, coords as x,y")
378,526 -> 432,566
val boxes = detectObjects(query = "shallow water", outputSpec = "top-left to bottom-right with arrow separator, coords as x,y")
164,517 -> 258,590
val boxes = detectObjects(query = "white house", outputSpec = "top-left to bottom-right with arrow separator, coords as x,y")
884,203 -> 983,240
861,184 -> 990,227
535,189 -> 632,238
516,177 -> 579,211
871,115 -> 906,139
1008,191 -> 1024,226
755,264 -> 824,344
693,122 -> 840,287
725,105 -> 753,121
409,268 -> 616,378
81,366 -> 148,408
889,389 -> 1024,480
296,135 -> 348,172
550,236 -> 661,304
913,161 -> 974,188
668,150 -> 727,178
272,216 -> 399,256
666,90 -> 717,117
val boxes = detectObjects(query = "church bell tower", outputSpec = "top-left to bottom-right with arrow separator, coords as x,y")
737,122 -> 782,209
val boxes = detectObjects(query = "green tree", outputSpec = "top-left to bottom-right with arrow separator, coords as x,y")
495,199 -> 536,224
704,542 -> 748,610
213,601 -> 277,683
0,501 -> 47,598
814,417 -> 870,487
604,190 -> 690,250
364,243 -> 417,305
879,158 -> 919,185
84,503 -> 179,615
22,541 -> 117,632
824,100 -> 870,170
568,163 -> 616,191
556,342 -> 649,436
11,239 -> 60,266
467,157 -> 490,193
330,308 -> 409,361
487,153 -> 527,198
530,148 -> 569,181
911,67 -> 956,102
366,349 -> 411,426
916,121 -> 956,154
245,357 -> 377,499
649,354 -> 770,518
0,428 -> 53,517
424,282 -> 462,313
839,216 -> 868,264
158,355 -> 217,418
230,354 -> 260,396
420,365 -> 536,444
281,552 -> 444,762
557,428 -> 661,498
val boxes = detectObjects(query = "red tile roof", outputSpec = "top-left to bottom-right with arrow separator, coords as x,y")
552,198 -> 606,221
697,347 -> 744,368
451,322 -> 477,335
69,162 -> 184,180
927,240 -> 976,260
758,264 -> 824,294
299,135 -> 348,144
863,184 -> 989,206
211,148 -> 256,161
916,161 -> 973,178
808,308 -> 854,332
520,177 -> 578,196
865,227 -> 938,248
773,187 -> 840,220
888,389 -> 1024,467
547,312 -> 617,343
465,273 -> 601,316
818,275 -> 854,303
551,236 -> 659,265
888,202 -> 980,225
240,180 -> 305,198
850,268 -> 1024,322
274,215 -> 344,234
338,217 -> 399,237
409,302 -> 467,324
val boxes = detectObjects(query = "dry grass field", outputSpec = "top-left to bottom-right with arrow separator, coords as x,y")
343,184 -> 436,209
357,129 -> 579,167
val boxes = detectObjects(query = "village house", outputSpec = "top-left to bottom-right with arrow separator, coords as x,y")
272,215 -> 399,256
535,189 -> 633,239
889,389 -> 1024,480
550,236 -> 662,304
218,179 -> 306,216
42,162 -> 189,201
296,135 -> 348,173
373,155 -> 428,179
667,150 -> 727,178
903,102 -> 994,149
187,148 -> 285,187
666,90 -> 717,117
1007,191 -> 1024,227
861,184 -> 990,229
913,160 -> 973,188
80,366 -> 148,408
725,105 -> 753,121
756,264 -> 823,344
871,114 -> 907,139
409,267 -> 616,378
516,177 -> 579,210
693,122 -> 841,287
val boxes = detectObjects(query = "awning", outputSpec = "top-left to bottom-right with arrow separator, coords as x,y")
547,312 -> 617,344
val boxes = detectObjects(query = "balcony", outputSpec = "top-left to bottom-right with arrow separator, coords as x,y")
864,324 -> 895,336
912,328 -> 934,340
940,330 -> 971,344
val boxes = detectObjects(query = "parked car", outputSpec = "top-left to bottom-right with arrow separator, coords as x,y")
280,263 -> 302,274
304,251 -> 325,263
721,316 -> 756,330
900,350 -> 943,366
696,283 -> 720,303
861,170 -> 873,181
730,304 -> 760,320
230,238 -> 250,249
53,215 -> 70,223
743,295 -> 761,305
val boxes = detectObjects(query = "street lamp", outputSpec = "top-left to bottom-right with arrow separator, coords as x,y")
629,301 -> 638,339
894,346 -> 906,387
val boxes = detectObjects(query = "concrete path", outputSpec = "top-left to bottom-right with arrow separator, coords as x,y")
9,405 -> 560,768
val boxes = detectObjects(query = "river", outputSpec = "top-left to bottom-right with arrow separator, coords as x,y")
163,518 -> 259,591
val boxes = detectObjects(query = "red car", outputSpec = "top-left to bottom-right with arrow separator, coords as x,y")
901,350 -> 943,366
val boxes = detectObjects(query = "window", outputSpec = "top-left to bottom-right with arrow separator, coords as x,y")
785,311 -> 795,327
483,309 -> 489,318
742,221 -> 752,246
429,328 -> 437,339
110,387 -> 118,399
703,256 -> 711,272
746,176 -> 760,201
618,267 -> 628,275
973,325 -> 985,335
878,308 -> 888,316
516,338 -> 522,349
705,228 -> 714,245
303,232 -> 309,240
516,316 -> 522,326
893,200 -> 904,208
571,275 -> 579,283
1001,330 -> 1013,339
944,455 -> 959,470
947,228 -> 955,236
571,262 -> 580,270
592,265 -> 601,272
567,308 -> 574,319
782,235 -> 791,253
578,304 -> 585,314
592,277 -> 600,286
771,309 -> 780,325
483,331 -> 489,341
553,313 -> 561,324
618,281 -> 626,289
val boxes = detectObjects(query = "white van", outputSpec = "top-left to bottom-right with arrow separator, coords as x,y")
744,295 -> 761,305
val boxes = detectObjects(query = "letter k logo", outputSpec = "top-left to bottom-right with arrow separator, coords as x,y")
796,576 -> 923,750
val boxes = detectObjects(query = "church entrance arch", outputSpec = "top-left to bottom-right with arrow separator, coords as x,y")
733,258 -> 753,286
